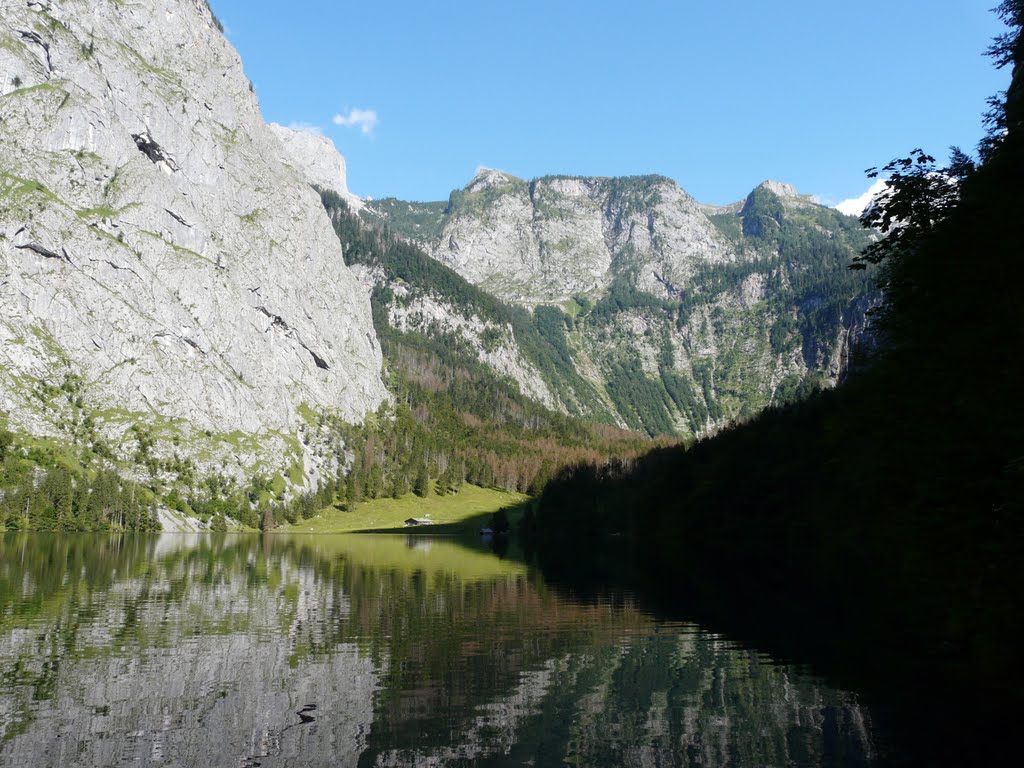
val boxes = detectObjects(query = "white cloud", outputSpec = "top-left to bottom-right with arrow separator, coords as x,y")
835,179 -> 889,217
332,108 -> 378,135
285,121 -> 324,136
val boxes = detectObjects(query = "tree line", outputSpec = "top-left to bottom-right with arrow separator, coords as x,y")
0,427 -> 159,531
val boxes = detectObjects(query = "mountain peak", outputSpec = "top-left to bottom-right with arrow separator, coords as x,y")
467,167 -> 523,192
755,180 -> 801,199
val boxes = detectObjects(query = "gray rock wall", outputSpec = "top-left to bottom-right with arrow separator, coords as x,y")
431,169 -> 732,304
270,122 -> 363,209
0,0 -> 387,472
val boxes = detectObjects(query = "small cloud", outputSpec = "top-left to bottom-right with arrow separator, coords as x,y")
286,121 -> 324,136
333,108 -> 378,135
835,179 -> 889,217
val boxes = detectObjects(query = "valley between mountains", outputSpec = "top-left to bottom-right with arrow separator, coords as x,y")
0,0 -> 873,532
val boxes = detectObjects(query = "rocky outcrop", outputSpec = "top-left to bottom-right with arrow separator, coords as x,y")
382,280 -> 558,409
270,122 -> 363,210
756,178 -> 804,202
0,0 -> 387,476
421,169 -> 731,304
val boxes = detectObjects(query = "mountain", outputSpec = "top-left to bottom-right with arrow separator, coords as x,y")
0,0 -> 656,532
0,0 -> 387,488
365,171 -> 875,436
0,0 -> 875,530
318,192 -> 662,505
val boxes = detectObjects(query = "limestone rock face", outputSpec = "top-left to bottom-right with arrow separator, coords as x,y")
270,122 -> 362,209
384,285 -> 558,410
424,170 -> 732,304
0,0 -> 387,467
757,179 -> 802,201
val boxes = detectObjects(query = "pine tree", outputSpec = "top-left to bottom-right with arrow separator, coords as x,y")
413,464 -> 430,497
435,464 -> 453,495
366,465 -> 383,499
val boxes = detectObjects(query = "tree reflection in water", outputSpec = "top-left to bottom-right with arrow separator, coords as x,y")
0,533 -> 875,767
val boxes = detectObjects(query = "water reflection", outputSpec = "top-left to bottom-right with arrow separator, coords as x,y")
0,534 -> 876,767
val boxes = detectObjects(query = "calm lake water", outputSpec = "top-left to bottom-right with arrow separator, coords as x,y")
0,533 -> 877,767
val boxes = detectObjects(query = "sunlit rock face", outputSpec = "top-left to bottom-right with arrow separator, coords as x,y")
377,278 -> 558,409
0,0 -> 387,472
423,170 -> 730,305
270,122 -> 363,210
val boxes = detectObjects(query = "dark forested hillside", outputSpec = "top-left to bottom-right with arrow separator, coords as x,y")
529,4 -> 1024,765
0,427 -> 160,532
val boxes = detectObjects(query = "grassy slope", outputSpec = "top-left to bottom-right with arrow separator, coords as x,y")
279,484 -> 528,534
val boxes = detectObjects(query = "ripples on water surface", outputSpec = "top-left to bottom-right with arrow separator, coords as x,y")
0,533 -> 877,767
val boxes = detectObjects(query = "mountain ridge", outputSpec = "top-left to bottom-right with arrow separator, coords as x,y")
365,171 -> 875,436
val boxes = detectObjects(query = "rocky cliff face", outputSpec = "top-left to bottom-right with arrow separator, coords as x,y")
270,122 -> 363,210
411,169 -> 729,305
0,0 -> 387,477
372,272 -> 558,409
367,173 -> 875,436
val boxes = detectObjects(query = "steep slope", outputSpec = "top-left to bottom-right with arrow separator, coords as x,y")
0,0 -> 387,479
366,173 -> 874,436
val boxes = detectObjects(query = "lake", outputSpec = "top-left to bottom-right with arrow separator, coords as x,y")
0,533 -> 877,767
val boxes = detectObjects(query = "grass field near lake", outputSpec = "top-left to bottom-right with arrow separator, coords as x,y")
281,484 -> 529,534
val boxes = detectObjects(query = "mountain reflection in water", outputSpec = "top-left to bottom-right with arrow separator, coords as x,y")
0,533 -> 876,767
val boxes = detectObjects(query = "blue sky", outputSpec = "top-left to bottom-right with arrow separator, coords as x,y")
211,1 -> 1008,206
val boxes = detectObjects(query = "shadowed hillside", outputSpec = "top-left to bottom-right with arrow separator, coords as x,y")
528,4 -> 1024,766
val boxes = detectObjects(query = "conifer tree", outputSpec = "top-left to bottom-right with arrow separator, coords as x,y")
413,464 -> 430,497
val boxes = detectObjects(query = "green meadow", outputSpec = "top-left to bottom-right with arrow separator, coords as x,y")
279,484 -> 529,534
